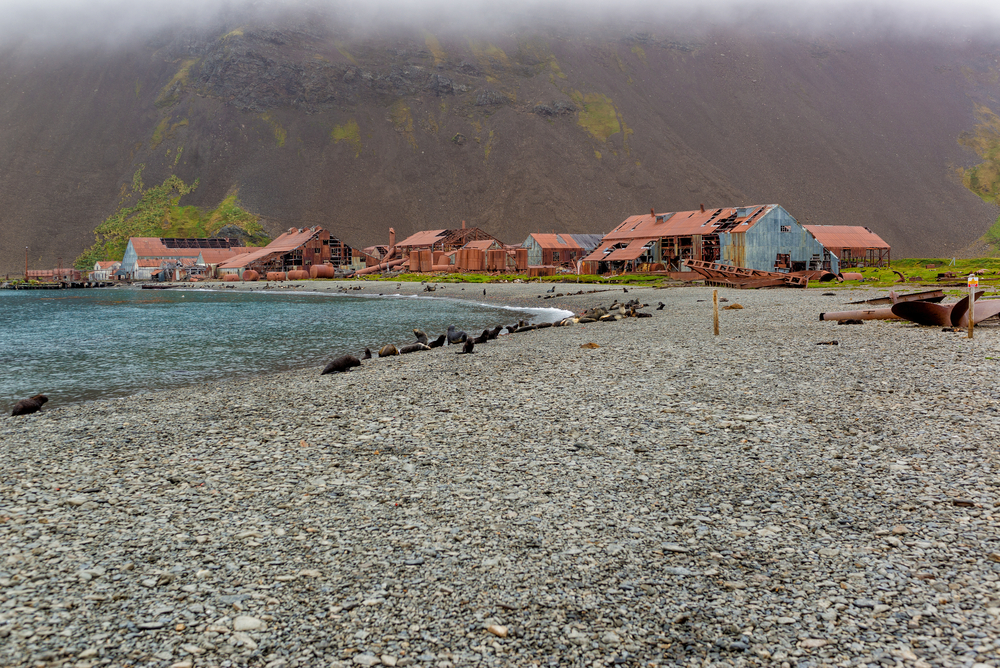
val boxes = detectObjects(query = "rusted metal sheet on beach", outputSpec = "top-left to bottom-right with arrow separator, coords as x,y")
951,293 -> 1000,327
850,289 -> 944,306
890,301 -> 955,326
819,308 -> 902,321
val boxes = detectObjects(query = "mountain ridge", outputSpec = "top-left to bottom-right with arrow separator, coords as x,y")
1,15 -> 999,273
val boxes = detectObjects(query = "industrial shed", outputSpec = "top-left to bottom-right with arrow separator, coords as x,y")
521,233 -> 603,268
803,225 -> 891,268
394,224 -> 503,256
583,205 -> 839,274
121,237 -> 244,276
218,227 -> 354,278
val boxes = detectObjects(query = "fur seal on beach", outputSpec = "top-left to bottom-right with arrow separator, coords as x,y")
656,302 -> 665,310
472,330 -> 490,344
321,355 -> 361,375
413,329 -> 429,345
362,348 -> 372,359
379,344 -> 399,357
536,322 -> 553,329
457,339 -> 475,354
399,342 -> 431,354
428,334 -> 446,348
505,324 -> 518,334
447,325 -> 467,344
11,394 -> 48,416
488,325 -> 503,339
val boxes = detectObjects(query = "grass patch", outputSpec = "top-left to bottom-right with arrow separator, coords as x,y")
423,32 -> 445,65
571,91 -> 621,142
959,104 -> 1000,204
631,45 -> 647,62
811,257 -> 1000,288
390,100 -> 416,149
334,41 -> 358,65
261,113 -> 287,147
155,58 -> 198,108
331,120 -> 362,156
221,27 -> 244,40
74,173 -> 269,269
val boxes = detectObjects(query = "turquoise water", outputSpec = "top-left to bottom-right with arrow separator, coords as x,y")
0,288 -> 555,410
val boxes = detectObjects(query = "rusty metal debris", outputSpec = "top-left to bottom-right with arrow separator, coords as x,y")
820,308 -> 902,321
823,290 -> 1000,327
850,289 -> 944,305
683,259 -> 808,288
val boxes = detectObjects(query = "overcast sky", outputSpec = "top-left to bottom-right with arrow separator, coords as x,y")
2,0 -> 1000,47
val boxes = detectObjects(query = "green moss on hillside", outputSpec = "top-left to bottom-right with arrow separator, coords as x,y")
74,172 -> 268,269
390,101 -> 416,149
261,113 -> 287,147
571,91 -> 621,142
959,104 -> 1000,252
331,120 -> 362,156
424,32 -> 445,65
155,58 -> 198,108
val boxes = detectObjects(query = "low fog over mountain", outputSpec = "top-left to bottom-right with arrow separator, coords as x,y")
2,0 -> 999,272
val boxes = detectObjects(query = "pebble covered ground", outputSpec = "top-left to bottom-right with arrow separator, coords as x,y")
4,284 -> 1000,668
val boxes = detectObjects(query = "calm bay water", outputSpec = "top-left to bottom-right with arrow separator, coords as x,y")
0,288 -> 556,409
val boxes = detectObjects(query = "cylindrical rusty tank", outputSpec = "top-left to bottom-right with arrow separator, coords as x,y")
287,270 -> 310,280
419,249 -> 433,273
310,264 -> 335,279
242,270 -> 260,281
433,251 -> 448,266
841,272 -> 864,281
266,272 -> 286,281
222,273 -> 239,282
409,253 -> 421,272
515,248 -> 529,271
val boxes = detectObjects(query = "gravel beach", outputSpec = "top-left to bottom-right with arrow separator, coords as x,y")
4,284 -> 1000,668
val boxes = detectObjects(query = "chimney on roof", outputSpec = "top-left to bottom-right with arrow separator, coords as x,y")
462,220 -> 466,230
650,208 -> 655,217
288,227 -> 297,235
700,204 -> 705,213
389,227 -> 396,248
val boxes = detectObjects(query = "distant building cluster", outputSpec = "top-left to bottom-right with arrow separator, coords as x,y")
37,204 -> 889,283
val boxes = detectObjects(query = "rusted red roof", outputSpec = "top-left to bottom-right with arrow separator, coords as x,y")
136,259 -> 164,267
604,205 -> 775,240
528,233 -> 582,250
395,230 -> 449,247
463,239 -> 498,250
129,238 -> 203,258
603,238 -> 657,261
95,261 -> 119,269
803,225 -> 890,250
218,228 -> 323,269
199,248 -> 251,264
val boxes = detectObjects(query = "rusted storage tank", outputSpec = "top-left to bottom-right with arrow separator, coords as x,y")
841,272 -> 864,281
419,249 -> 433,273
222,273 -> 239,282
409,253 -> 421,272
310,264 -> 335,279
431,264 -> 451,272
515,248 -> 529,271
242,270 -> 260,281
287,269 -> 310,280
266,272 -> 286,281
433,251 -> 448,265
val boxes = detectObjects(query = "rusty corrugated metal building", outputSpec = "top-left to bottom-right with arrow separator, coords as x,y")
218,227 -> 355,278
802,225 -> 890,268
521,233 -> 603,268
584,205 -> 841,274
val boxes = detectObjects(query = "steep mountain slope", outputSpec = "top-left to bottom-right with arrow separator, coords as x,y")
1,14 -> 998,274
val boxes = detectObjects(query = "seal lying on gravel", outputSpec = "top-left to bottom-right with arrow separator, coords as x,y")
428,334 -> 446,348
399,343 -> 431,354
362,348 -> 372,359
321,355 -> 361,375
413,329 -> 429,345
379,344 -> 399,357
11,394 -> 48,416
457,339 -> 475,354
447,325 -> 467,344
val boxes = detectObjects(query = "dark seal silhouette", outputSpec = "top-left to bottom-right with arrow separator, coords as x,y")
362,348 -> 372,359
428,334 -> 446,348
399,342 -> 431,354
447,325 -> 467,344
413,329 -> 429,345
11,394 -> 48,416
321,355 -> 361,375
457,339 -> 475,354
487,325 -> 503,339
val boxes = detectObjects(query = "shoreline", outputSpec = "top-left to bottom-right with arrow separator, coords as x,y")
4,286 -> 1000,667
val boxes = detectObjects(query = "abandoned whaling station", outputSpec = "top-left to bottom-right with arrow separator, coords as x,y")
6,204 -> 891,289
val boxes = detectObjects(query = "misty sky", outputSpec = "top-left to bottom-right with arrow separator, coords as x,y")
2,0 -> 1000,47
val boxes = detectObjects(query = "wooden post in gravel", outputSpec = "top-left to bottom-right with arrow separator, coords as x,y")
968,275 -> 976,339
713,289 -> 720,336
